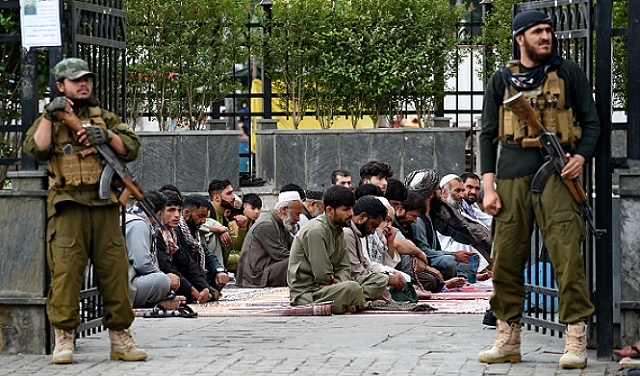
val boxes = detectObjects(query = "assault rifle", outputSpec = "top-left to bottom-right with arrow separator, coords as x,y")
503,92 -> 605,238
52,110 -> 163,229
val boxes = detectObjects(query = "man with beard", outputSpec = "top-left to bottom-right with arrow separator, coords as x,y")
156,193 -> 217,303
204,179 -> 248,269
288,185 -> 376,314
394,191 -> 464,292
298,189 -> 324,228
24,58 -> 146,363
477,10 -> 599,369
403,170 -> 475,282
460,172 -> 493,229
235,191 -> 303,287
438,174 -> 485,280
343,196 -> 404,300
175,195 -> 229,300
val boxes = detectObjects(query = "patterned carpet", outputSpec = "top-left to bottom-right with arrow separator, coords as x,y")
135,281 -> 492,318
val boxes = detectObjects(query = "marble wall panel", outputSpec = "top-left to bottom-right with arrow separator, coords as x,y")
434,130 -> 466,174
307,134 -> 339,190
275,133 -> 306,190
371,132 -> 403,178
403,132 -> 436,175
176,135 -> 208,192
338,133 -> 370,180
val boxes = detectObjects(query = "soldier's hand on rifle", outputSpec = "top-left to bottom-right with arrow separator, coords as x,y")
82,125 -> 113,146
44,96 -> 70,120
561,153 -> 585,180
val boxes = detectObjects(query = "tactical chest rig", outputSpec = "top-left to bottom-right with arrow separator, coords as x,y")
49,107 -> 106,189
498,60 -> 581,148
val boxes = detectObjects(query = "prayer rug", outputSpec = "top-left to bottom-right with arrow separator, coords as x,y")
135,283 -> 492,317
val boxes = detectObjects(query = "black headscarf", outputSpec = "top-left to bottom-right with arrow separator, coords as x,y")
503,10 -> 564,92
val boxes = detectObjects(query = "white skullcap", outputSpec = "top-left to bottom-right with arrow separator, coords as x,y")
278,191 -> 301,203
375,196 -> 390,207
440,173 -> 460,189
233,194 -> 242,209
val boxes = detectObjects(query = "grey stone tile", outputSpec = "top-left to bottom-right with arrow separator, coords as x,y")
435,130 -> 466,174
307,134 -> 339,190
275,133 -> 306,190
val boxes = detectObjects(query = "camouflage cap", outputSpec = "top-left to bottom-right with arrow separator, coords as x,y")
52,58 -> 96,81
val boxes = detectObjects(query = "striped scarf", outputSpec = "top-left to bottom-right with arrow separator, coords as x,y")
178,216 -> 206,271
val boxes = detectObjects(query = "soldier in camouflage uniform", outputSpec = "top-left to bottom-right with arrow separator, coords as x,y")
24,58 -> 147,364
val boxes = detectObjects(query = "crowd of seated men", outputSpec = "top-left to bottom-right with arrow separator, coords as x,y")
125,160 -> 493,316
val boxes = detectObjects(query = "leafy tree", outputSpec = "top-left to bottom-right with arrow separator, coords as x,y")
124,0 -> 250,130
263,0 -> 336,129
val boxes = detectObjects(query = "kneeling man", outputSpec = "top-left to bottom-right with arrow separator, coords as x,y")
288,185 -> 386,314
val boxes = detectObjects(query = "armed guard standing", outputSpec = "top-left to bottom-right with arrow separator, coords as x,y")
24,58 -> 147,364
477,11 -> 600,369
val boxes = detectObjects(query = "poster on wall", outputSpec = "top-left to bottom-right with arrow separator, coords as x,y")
19,0 -> 62,49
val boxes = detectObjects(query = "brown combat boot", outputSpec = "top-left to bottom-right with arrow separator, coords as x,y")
477,319 -> 522,363
52,327 -> 74,364
559,322 -> 588,369
109,329 -> 147,361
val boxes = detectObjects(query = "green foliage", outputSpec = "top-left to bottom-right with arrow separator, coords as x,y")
612,0 -> 627,109
124,0 -> 250,130
473,0 -> 519,83
264,0 -> 335,129
265,0 -> 463,129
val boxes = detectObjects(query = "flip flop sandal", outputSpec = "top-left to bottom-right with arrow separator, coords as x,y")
142,304 -> 168,318
614,343 -> 640,359
174,304 -> 198,318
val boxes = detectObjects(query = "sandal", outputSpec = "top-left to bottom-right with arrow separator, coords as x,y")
614,341 -> 640,359
142,304 -> 168,318
174,304 -> 198,318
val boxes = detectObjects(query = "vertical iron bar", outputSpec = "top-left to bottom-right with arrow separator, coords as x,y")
20,48 -> 38,171
594,0 -> 613,360
628,0 -> 640,158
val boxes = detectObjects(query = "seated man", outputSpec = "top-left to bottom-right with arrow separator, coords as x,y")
460,172 -> 493,229
394,190 -> 465,291
235,191 -> 303,287
404,169 -> 476,282
359,160 -> 394,194
205,179 -> 248,272
438,173 -> 489,280
125,191 -> 183,310
240,193 -> 263,230
298,189 -> 324,228
280,183 -> 306,236
156,192 -> 214,304
288,185 -> 386,314
343,196 -> 404,300
175,194 -> 229,298
331,169 -> 352,188
222,193 -> 264,273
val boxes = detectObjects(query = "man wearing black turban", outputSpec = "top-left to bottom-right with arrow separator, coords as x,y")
477,10 -> 600,370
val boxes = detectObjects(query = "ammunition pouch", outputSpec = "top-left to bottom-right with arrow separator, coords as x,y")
497,61 -> 581,146
49,107 -> 106,190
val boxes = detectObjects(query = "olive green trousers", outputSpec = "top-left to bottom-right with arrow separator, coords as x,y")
46,201 -> 134,330
490,173 -> 594,325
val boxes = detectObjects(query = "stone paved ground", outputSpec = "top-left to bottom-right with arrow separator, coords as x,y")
0,314 -> 623,375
